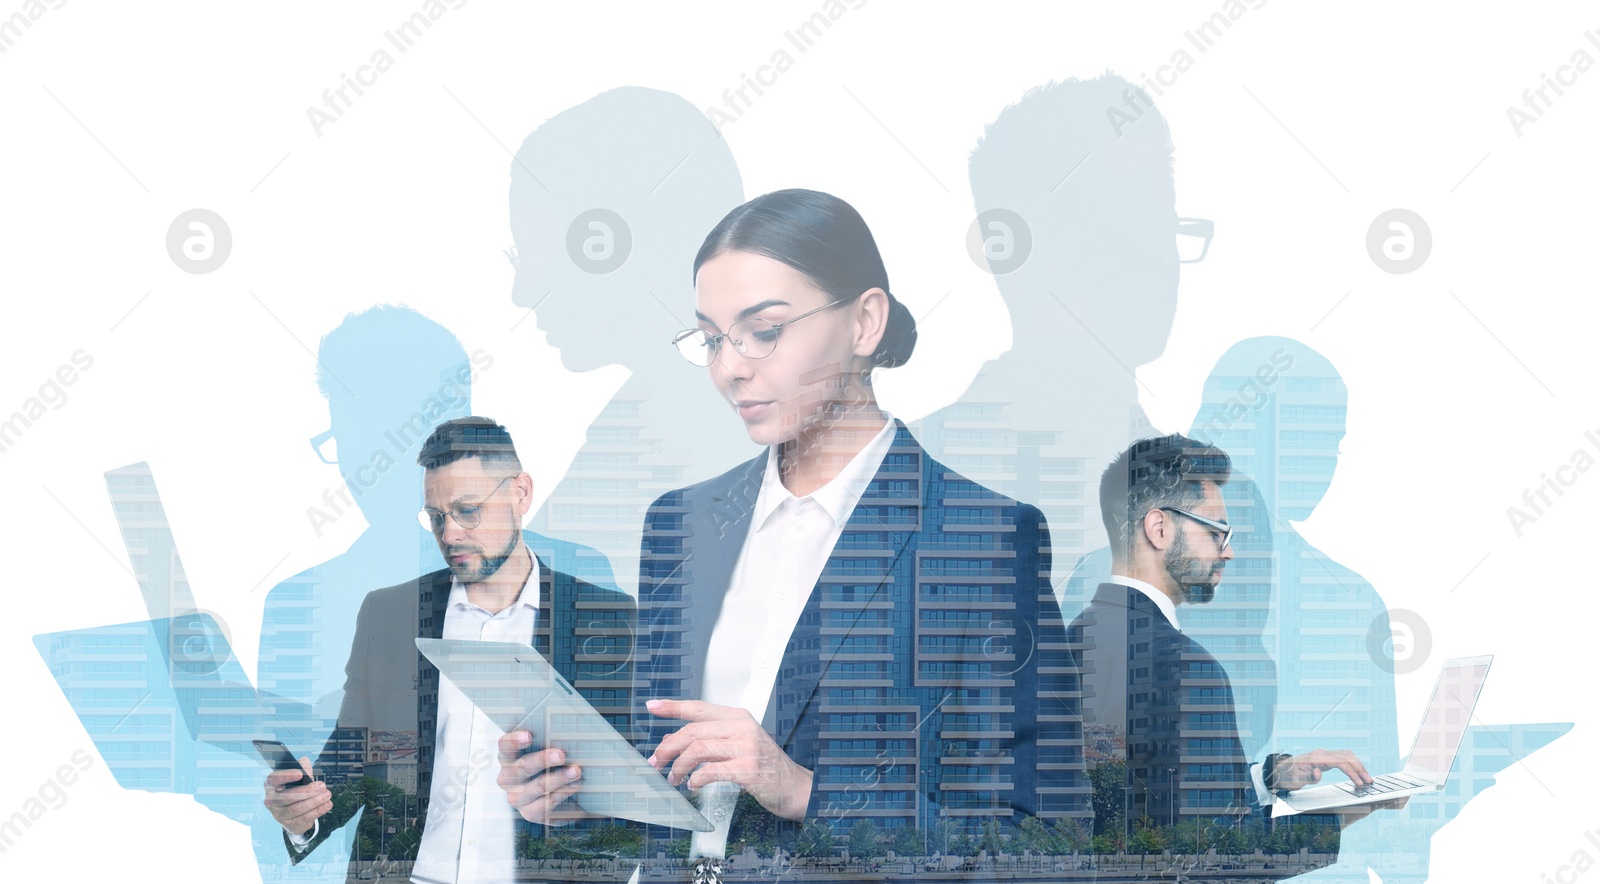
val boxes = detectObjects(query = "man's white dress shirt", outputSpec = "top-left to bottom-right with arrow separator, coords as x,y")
413,545 -> 542,884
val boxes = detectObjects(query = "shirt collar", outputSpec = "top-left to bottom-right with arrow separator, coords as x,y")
1106,573 -> 1181,632
752,418 -> 898,531
446,542 -> 541,614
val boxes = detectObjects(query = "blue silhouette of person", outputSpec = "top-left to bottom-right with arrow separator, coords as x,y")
1187,337 -> 1570,883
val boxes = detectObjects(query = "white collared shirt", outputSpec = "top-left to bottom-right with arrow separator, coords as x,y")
1106,573 -> 1181,632
413,545 -> 541,884
702,418 -> 897,720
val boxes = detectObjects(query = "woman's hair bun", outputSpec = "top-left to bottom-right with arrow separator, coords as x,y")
872,293 -> 918,369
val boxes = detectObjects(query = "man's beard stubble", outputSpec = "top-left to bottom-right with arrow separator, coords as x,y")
1164,528 -> 1221,605
446,529 -> 519,582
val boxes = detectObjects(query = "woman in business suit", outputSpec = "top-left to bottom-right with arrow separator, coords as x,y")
636,189 -> 1080,861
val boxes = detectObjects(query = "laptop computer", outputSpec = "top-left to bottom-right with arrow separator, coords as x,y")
1275,654 -> 1492,814
36,463 -> 309,755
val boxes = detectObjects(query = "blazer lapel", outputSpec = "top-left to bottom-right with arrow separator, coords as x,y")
770,423 -> 921,750
678,450 -> 767,697
415,568 -> 451,825
531,552 -> 554,659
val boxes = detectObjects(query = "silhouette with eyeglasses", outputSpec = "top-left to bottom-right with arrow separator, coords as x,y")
250,307 -> 612,876
914,73 -> 1211,616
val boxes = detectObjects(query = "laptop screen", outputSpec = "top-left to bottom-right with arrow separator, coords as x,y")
1407,655 -> 1493,778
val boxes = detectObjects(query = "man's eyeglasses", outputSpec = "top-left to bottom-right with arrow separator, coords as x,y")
670,292 -> 863,367
1177,217 -> 1214,263
310,430 -> 337,465
1158,506 -> 1232,550
418,476 -> 513,533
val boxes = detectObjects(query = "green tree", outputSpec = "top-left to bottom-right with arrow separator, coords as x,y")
518,830 -> 554,860
1170,820 -> 1202,856
582,823 -> 644,858
332,777 -> 417,861
795,819 -> 837,858
1087,760 -> 1128,838
950,834 -> 978,857
891,824 -> 923,857
1015,816 -> 1056,855
1052,817 -> 1089,854
1213,820 -> 1249,855
727,791 -> 779,854
550,830 -> 588,860
848,819 -> 881,858
977,819 -> 1004,855
1312,822 -> 1340,854
1129,818 -> 1166,854
661,835 -> 692,859
932,819 -> 956,855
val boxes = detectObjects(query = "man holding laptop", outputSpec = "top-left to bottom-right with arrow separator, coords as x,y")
261,417 -> 635,882
1074,434 -> 1406,843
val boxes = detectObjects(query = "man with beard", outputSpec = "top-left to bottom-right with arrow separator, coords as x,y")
1071,434 -> 1375,856
261,417 -> 634,883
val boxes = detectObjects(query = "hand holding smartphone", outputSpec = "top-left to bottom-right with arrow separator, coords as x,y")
253,739 -> 314,787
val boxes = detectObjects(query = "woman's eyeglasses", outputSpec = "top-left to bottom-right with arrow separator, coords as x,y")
670,293 -> 862,367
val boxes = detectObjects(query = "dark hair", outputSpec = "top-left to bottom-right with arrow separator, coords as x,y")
417,416 -> 522,472
1099,434 -> 1231,556
692,188 -> 917,369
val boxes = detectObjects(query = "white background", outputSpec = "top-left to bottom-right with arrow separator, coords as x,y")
0,2 -> 1594,880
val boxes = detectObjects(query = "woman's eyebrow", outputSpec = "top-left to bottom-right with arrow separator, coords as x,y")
693,298 -> 793,326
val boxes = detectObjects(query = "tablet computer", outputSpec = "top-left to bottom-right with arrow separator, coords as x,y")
416,637 -> 712,832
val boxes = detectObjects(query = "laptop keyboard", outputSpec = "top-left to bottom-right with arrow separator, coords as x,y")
1337,774 -> 1425,797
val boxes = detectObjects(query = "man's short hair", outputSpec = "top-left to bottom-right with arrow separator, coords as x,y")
1099,434 -> 1231,556
417,417 -> 522,472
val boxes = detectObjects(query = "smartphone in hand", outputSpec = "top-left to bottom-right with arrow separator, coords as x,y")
253,739 -> 314,787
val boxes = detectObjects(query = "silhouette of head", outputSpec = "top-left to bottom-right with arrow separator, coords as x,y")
315,305 -> 473,527
970,74 -> 1180,366
1188,336 -> 1348,515
509,87 -> 744,372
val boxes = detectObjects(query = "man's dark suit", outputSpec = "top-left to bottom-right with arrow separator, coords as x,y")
276,554 -> 635,872
636,422 -> 1089,855
1069,582 -> 1250,835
